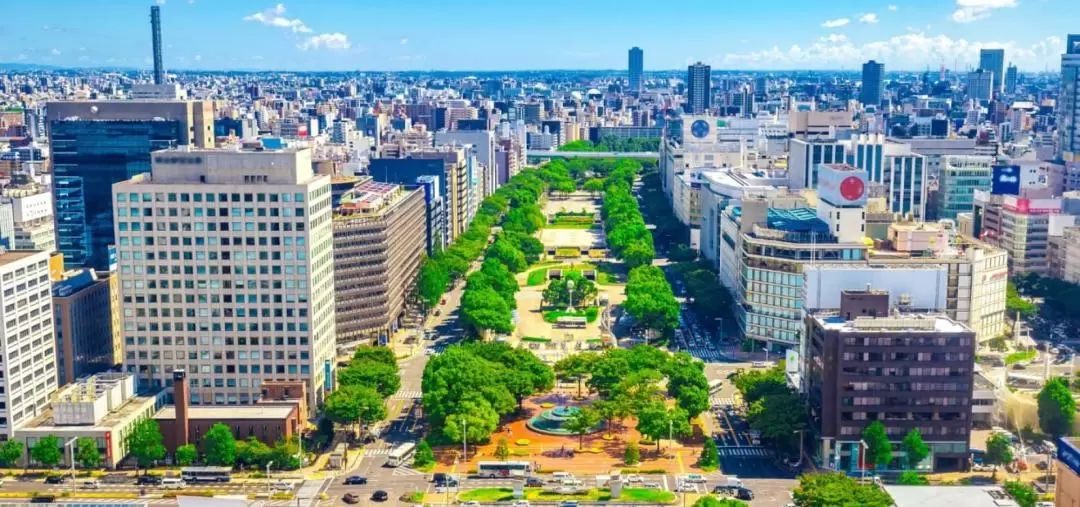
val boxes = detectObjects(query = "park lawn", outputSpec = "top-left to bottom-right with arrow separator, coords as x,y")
556,247 -> 583,257
525,263 -> 619,286
522,336 -> 553,343
545,222 -> 596,230
543,307 -> 600,323
1005,349 -> 1037,365
619,488 -> 677,503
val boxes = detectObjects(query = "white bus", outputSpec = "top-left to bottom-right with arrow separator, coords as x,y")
477,461 -> 533,478
385,442 -> 416,468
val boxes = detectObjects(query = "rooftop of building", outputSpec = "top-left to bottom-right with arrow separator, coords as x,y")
810,310 -> 971,334
882,485 -> 1016,507
153,144 -> 305,154
731,206 -> 832,234
820,163 -> 861,172
52,268 -> 105,297
153,405 -> 295,421
18,392 -> 161,433
0,249 -> 43,267
334,181 -> 415,220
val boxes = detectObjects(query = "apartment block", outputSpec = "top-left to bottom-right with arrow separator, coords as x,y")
52,269 -> 117,387
112,146 -> 335,412
333,181 -> 426,346
0,249 -> 57,438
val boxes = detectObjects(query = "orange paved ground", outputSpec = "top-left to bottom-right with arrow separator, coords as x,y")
432,388 -> 708,475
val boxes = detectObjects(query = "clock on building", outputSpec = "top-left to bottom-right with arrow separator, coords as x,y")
690,119 -> 710,139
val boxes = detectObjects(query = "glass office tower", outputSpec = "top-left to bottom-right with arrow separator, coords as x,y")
50,120 -> 183,269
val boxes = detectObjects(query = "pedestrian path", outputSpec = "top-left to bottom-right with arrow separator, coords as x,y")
392,390 -> 422,399
393,466 -> 425,477
710,396 -> 736,407
718,446 -> 770,457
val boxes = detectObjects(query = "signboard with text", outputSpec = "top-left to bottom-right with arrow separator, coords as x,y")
1058,437 -> 1080,477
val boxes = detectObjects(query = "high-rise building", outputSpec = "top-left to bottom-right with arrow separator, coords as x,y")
46,100 -> 214,270
1005,64 -> 1018,95
434,129 -> 497,198
52,269 -> 117,386
0,249 -> 57,437
788,138 -> 846,189
860,60 -> 885,107
686,62 -> 711,114
368,147 -> 477,241
628,47 -> 644,93
979,48 -> 1005,95
1059,35 -> 1080,162
806,290 -> 975,472
150,5 -> 165,85
936,156 -> 994,220
332,182 -> 426,346
112,146 -> 336,412
0,175 -> 55,252
966,69 -> 994,102
845,135 -> 928,219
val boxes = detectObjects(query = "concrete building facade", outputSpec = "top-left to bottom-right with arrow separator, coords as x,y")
112,146 -> 336,413
52,269 -> 116,387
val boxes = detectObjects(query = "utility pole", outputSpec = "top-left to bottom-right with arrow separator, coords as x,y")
462,418 -> 468,463
64,437 -> 77,493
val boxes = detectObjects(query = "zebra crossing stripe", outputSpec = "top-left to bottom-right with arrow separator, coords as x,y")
392,390 -> 422,399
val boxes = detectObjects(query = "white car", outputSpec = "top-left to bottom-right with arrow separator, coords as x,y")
510,501 -> 530,507
424,348 -> 437,355
641,482 -> 662,489
272,481 -> 293,491
623,474 -> 644,483
461,502 -> 481,507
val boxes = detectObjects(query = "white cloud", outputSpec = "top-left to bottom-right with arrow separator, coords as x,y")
888,4 -> 899,10
718,32 -> 1064,70
155,0 -> 166,5
951,0 -> 1017,23
193,54 -> 202,61
243,4 -> 311,33
821,18 -> 851,28
400,38 -> 409,45
298,33 -> 350,51
859,13 -> 879,24
15,54 -> 26,61
50,48 -> 61,55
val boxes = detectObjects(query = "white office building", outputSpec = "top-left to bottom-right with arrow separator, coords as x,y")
0,249 -> 57,437
112,146 -> 336,411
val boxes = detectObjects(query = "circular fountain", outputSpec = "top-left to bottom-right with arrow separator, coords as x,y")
526,405 -> 605,436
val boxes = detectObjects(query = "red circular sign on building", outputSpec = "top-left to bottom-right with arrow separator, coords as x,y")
839,176 -> 865,202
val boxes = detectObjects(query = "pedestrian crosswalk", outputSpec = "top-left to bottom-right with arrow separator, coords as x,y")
392,390 -> 422,399
363,447 -> 392,456
718,446 -> 770,457
710,396 -> 736,407
688,348 -> 723,361
393,466 -> 424,477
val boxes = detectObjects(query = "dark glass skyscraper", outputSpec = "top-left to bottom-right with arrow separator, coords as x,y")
628,47 -> 643,93
686,62 -> 711,114
51,120 -> 183,269
860,60 -> 885,107
979,48 -> 1005,95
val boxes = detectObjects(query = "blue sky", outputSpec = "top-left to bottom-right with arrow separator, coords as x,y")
0,0 -> 1071,71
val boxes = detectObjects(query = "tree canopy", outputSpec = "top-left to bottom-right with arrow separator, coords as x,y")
732,362 -> 808,452
203,423 -> 237,466
126,418 -> 166,473
337,346 -> 401,398
792,472 -> 893,507
902,428 -> 929,469
861,421 -> 893,470
623,265 -> 680,334
542,271 -> 598,309
1037,377 -> 1077,437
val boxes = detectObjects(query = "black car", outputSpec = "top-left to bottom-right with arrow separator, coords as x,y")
433,473 -> 448,484
44,476 -> 65,485
135,476 -> 162,486
736,488 -> 754,501
342,493 -> 360,504
343,475 -> 368,485
525,477 -> 544,487
372,490 -> 389,502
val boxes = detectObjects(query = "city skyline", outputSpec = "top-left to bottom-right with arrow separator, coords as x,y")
0,0 -> 1072,72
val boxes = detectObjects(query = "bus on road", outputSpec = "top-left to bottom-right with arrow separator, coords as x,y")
477,461 -> 533,478
386,442 -> 416,467
181,467 -> 232,483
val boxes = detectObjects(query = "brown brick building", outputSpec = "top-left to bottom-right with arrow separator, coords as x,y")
805,289 -> 976,472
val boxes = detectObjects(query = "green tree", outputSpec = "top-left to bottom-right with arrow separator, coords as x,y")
461,286 -> 514,335
418,259 -> 450,308
583,178 -> 606,197
0,439 -> 22,467
443,395 -> 500,446
269,437 -> 301,470
236,437 -> 272,469
338,361 -> 401,399
624,441 -> 640,465
676,385 -> 710,420
745,391 -> 806,451
203,423 -> 237,466
861,421 -> 893,470
414,440 -> 435,468
636,403 -> 691,452
30,436 -> 62,468
985,432 -> 1015,479
126,418 -> 166,474
1003,481 -> 1037,507
902,428 -> 930,469
1037,377 -> 1077,437
325,385 -> 386,439
792,472 -> 893,507
699,438 -> 720,469
494,438 -> 510,461
897,470 -> 929,485
74,437 -> 100,469
564,407 -> 601,449
623,266 -> 679,333
175,444 -> 197,466
553,178 -> 577,196
554,352 -> 599,398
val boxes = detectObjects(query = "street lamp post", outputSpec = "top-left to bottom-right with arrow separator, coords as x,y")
64,437 -> 76,493
462,418 -> 468,463
793,430 -> 805,468
668,419 -> 673,451
566,279 -> 575,311
266,461 -> 274,498
858,441 -> 868,484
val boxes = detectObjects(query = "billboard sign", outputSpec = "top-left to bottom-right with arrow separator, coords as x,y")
1058,436 -> 1080,477
816,164 -> 868,206
991,165 -> 1021,195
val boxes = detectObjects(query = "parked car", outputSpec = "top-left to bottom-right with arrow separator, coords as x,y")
342,493 -> 360,504
135,475 -> 161,486
343,476 -> 368,485
736,488 -> 754,501
510,501 -> 530,507
80,480 -> 101,490
272,481 -> 293,491
525,477 -> 544,487
461,502 -> 481,507
44,476 -> 66,485
371,490 -> 389,502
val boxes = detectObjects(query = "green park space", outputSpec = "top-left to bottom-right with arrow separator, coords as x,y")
545,222 -> 597,230
525,263 -> 618,286
1004,349 -> 1036,365
459,487 -> 675,504
542,307 -> 600,323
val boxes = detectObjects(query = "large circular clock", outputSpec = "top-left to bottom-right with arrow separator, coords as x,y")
690,119 -> 710,139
